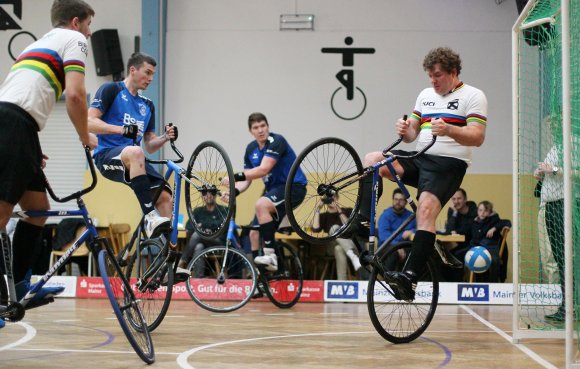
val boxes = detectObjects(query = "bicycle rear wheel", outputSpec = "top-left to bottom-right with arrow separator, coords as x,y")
285,137 -> 363,244
185,141 -> 235,241
260,242 -> 303,308
367,241 -> 439,344
125,238 -> 173,332
98,247 -> 155,364
0,232 -> 9,308
186,246 -> 257,313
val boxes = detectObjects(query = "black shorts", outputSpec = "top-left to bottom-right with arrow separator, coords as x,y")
93,146 -> 170,193
251,183 -> 306,226
0,102 -> 45,205
391,150 -> 468,206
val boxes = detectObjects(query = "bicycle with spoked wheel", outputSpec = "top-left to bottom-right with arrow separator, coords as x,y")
0,146 -> 154,363
116,134 -> 238,331
185,203 -> 303,311
285,132 -> 464,343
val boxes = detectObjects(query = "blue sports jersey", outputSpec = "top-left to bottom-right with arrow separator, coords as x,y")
90,81 -> 155,156
243,132 -> 307,191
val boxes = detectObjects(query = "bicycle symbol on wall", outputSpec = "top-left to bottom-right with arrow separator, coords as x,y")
1,0 -> 37,60
322,37 -> 375,121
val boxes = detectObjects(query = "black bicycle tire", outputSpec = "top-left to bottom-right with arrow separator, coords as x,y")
285,137 -> 363,244
98,248 -> 155,364
185,141 -> 235,241
0,233 -> 9,309
261,242 -> 303,309
186,246 -> 257,313
125,238 -> 173,332
367,241 -> 439,344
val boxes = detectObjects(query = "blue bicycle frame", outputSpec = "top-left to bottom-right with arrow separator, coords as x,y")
4,146 -> 99,308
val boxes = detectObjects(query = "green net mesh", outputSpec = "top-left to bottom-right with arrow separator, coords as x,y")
517,0 -> 580,342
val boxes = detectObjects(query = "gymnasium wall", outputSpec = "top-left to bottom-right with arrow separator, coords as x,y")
2,1 -> 521,281
0,0 -> 142,99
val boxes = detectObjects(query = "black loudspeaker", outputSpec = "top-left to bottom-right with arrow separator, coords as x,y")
91,29 -> 124,77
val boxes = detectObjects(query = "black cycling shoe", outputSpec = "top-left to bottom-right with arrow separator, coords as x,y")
545,306 -> 565,322
339,214 -> 370,239
384,271 -> 417,301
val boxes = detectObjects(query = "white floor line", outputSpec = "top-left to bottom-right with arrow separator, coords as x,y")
460,305 -> 558,369
9,347 -> 183,355
0,322 -> 36,351
176,331 -> 372,369
54,319 -> 81,322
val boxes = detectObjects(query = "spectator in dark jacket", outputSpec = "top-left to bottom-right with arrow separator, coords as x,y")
470,200 -> 511,282
441,188 -> 477,281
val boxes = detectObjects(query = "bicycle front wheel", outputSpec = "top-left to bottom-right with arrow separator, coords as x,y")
125,238 -> 173,332
185,141 -> 235,241
186,246 -> 257,313
367,241 -> 439,344
260,242 -> 303,309
285,137 -> 363,244
98,247 -> 155,364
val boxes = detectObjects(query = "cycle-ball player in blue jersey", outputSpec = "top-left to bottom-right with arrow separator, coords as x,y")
364,47 -> 487,300
225,113 -> 307,271
0,0 -> 96,328
87,53 -> 187,277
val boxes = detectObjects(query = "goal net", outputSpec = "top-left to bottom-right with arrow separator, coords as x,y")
513,0 -> 580,362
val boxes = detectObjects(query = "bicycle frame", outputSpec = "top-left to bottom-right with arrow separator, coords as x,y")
1,147 -> 99,309
330,136 -> 436,264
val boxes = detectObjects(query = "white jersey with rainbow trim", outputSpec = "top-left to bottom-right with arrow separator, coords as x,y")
411,82 -> 487,165
0,28 -> 88,130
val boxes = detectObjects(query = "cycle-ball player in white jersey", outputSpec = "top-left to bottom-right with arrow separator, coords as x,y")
0,0 -> 96,326
363,47 -> 488,300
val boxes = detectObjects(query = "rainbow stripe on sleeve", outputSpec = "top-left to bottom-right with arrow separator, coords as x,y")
466,113 -> 487,125
11,48 -> 84,101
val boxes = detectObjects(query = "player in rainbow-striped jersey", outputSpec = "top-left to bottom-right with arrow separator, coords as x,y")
0,0 -> 96,328
363,47 -> 488,300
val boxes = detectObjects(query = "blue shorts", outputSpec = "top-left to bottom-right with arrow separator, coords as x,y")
251,183 -> 306,226
93,146 -> 169,192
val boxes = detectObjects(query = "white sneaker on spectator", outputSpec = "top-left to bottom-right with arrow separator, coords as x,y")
254,247 -> 278,271
346,249 -> 361,271
144,209 -> 170,238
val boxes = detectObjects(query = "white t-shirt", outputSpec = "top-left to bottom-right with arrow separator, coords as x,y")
540,145 -> 564,203
412,82 -> 488,165
0,28 -> 88,130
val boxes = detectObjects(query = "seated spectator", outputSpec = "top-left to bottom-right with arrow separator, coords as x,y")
177,189 -> 227,279
470,200 -> 511,283
312,194 -> 361,280
377,189 -> 416,270
440,188 -> 477,282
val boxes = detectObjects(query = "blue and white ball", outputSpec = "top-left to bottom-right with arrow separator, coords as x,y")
464,246 -> 492,273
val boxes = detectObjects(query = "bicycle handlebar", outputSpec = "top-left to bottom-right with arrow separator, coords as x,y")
380,115 -> 437,160
146,140 -> 184,165
44,145 -> 98,203
145,123 -> 184,165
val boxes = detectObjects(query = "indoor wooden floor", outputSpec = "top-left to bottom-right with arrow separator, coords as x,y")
0,298 -> 566,369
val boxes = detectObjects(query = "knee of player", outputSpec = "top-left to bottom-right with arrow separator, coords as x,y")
363,151 -> 382,166
122,146 -> 145,161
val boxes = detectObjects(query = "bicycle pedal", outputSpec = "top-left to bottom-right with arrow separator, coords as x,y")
434,242 -> 463,269
24,297 -> 54,310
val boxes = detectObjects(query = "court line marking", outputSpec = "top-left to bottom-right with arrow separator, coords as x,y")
460,305 -> 558,369
176,331 -> 374,369
0,322 -> 37,351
